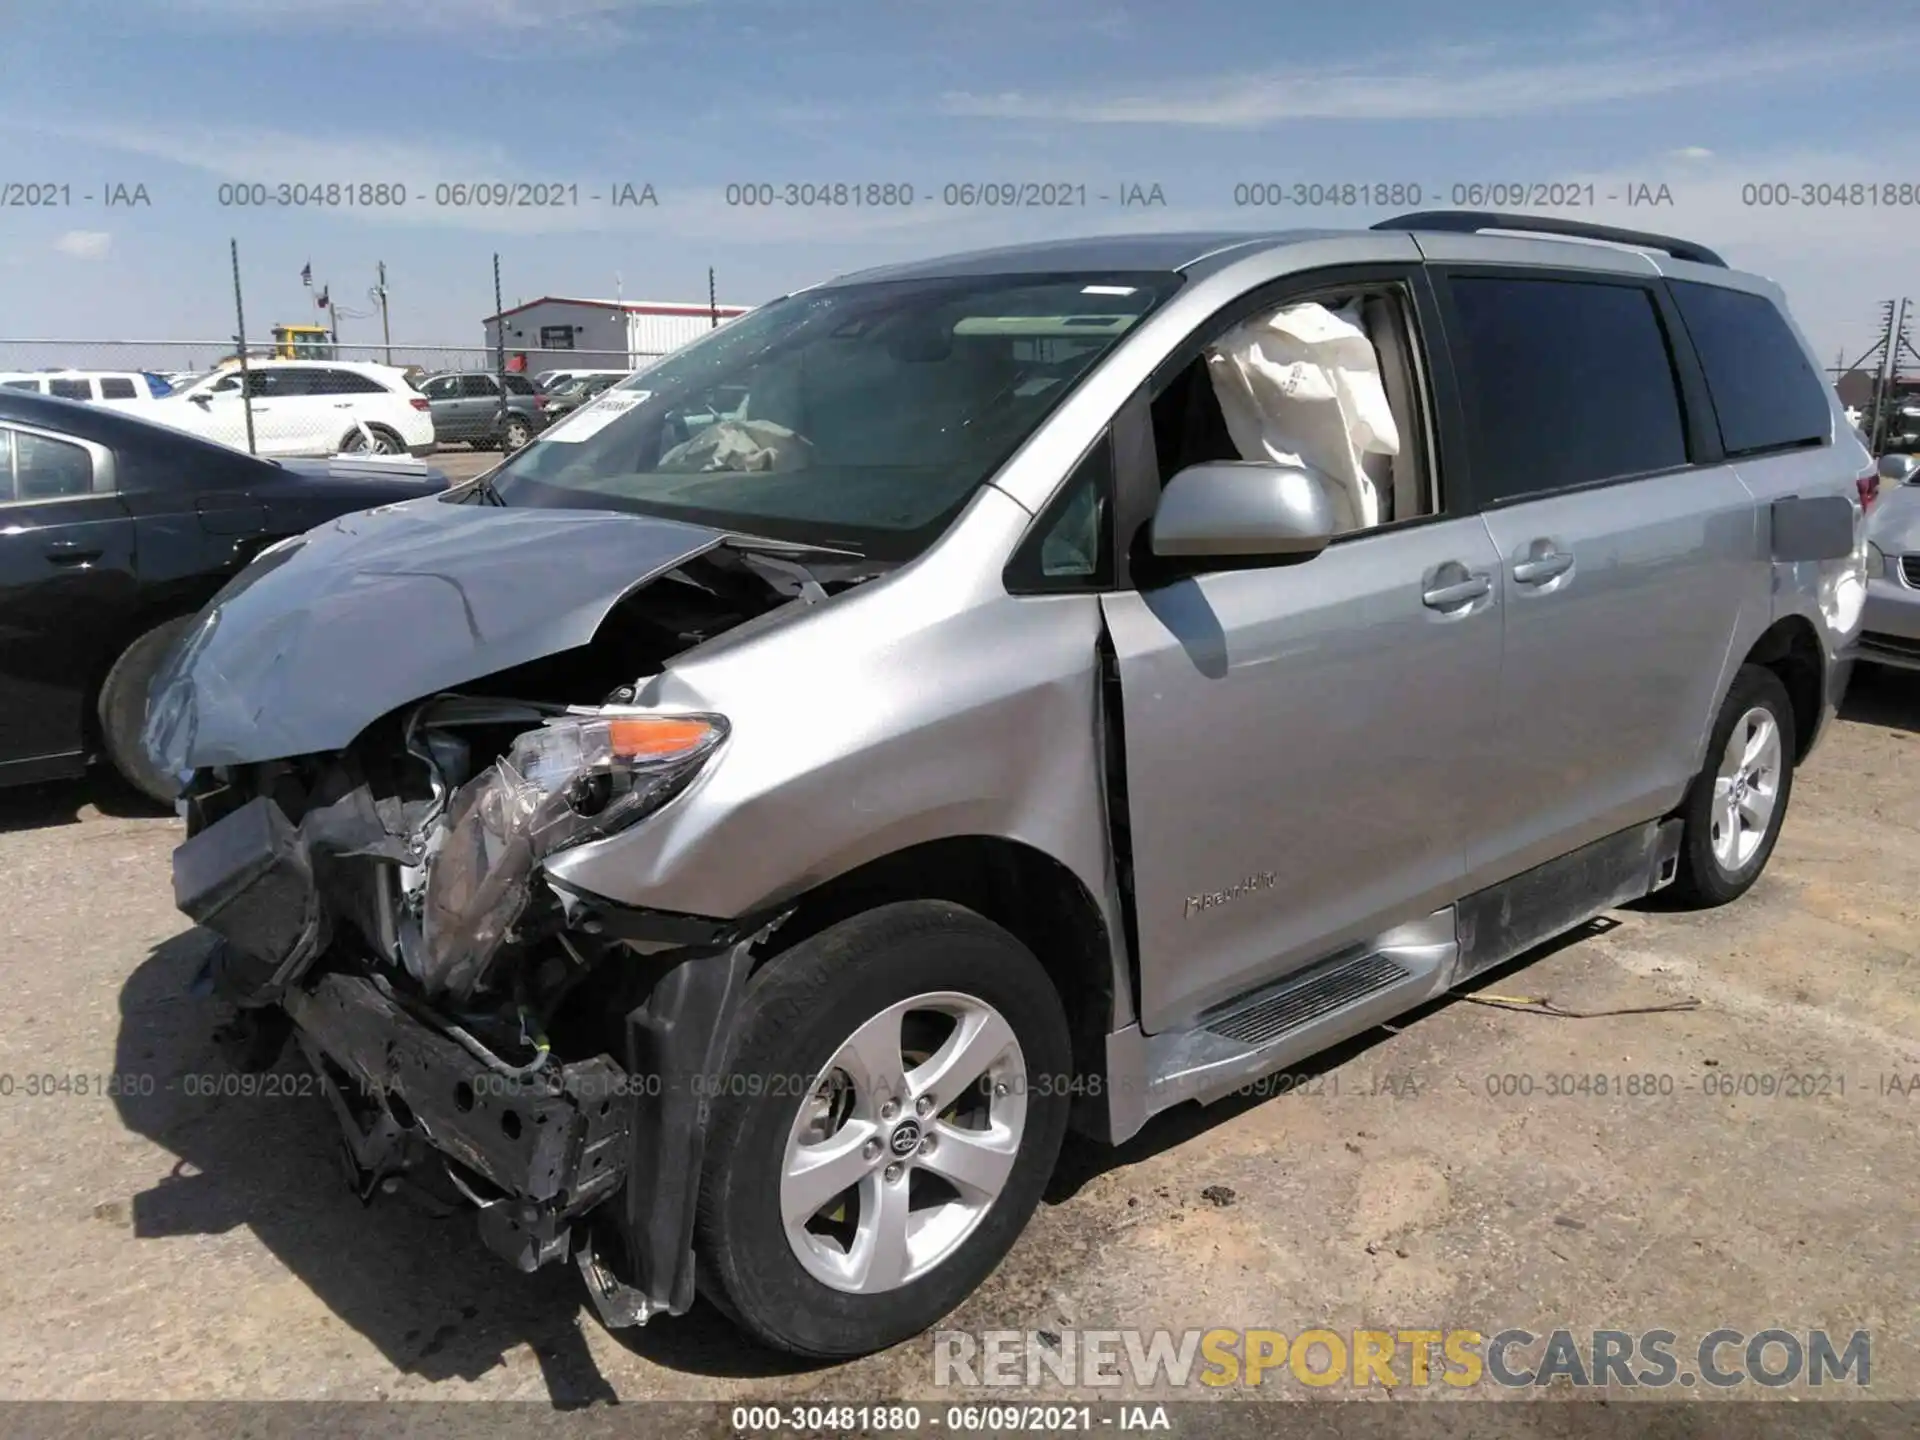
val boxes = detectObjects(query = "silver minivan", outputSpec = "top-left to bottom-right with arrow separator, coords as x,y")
146,212 -> 1871,1358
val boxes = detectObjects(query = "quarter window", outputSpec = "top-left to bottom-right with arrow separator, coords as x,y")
1446,276 -> 1688,503
15,431 -> 95,499
1668,281 -> 1830,457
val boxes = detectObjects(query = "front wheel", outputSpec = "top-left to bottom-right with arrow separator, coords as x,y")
1668,664 -> 1797,907
695,902 -> 1073,1357
97,614 -> 195,805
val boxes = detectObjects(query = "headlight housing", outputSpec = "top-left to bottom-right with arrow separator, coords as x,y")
418,711 -> 728,999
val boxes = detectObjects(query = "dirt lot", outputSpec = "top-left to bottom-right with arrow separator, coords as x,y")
0,666 -> 1914,1407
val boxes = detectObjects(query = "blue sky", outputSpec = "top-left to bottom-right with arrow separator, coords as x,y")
4,0 -> 1919,367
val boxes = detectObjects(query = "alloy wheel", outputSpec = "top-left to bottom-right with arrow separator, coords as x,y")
1710,705 -> 1782,871
779,991 -> 1026,1294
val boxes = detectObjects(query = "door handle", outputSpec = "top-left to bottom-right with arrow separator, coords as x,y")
1511,550 -> 1574,585
45,542 -> 103,565
1421,574 -> 1492,609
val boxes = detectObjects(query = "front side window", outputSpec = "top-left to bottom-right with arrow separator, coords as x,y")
1668,281 -> 1830,457
1445,275 -> 1688,503
482,271 -> 1178,559
99,377 -> 137,399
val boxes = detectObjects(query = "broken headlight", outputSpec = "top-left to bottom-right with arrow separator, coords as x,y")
509,711 -> 729,854
417,712 -> 728,999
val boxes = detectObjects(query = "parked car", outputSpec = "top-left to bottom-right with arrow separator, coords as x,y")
147,361 -> 435,459
539,372 -> 625,419
535,368 -> 632,392
0,370 -> 175,410
145,213 -> 1868,1359
1861,452 -> 1920,670
0,390 -> 445,803
416,371 -> 547,451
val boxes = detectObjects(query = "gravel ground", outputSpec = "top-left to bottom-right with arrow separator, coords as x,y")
0,665 -> 1914,1407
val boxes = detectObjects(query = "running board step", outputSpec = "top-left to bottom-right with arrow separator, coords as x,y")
1204,952 -> 1411,1046
1140,909 -> 1456,1115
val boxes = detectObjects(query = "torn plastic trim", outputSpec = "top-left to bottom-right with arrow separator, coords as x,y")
544,874 -> 787,953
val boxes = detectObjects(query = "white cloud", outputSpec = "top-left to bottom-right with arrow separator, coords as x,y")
1670,147 -> 1715,161
942,32 -> 1918,125
55,230 -> 112,259
163,0 -> 700,42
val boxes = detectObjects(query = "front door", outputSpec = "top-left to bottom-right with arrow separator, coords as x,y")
0,425 -> 138,775
1101,268 -> 1504,1034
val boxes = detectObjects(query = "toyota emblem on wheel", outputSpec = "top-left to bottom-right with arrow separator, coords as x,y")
889,1120 -> 922,1156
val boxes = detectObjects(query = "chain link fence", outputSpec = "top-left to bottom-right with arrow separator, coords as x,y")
0,340 -> 661,457
0,241 -> 736,457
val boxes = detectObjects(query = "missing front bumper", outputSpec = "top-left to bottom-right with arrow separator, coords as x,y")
283,972 -> 630,1271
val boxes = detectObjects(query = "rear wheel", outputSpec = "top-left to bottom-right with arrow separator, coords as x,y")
340,424 -> 404,455
695,902 -> 1072,1357
499,415 -> 532,452
97,614 -> 194,805
1668,664 -> 1796,907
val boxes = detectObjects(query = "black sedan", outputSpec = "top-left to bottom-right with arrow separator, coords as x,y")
0,389 -> 444,803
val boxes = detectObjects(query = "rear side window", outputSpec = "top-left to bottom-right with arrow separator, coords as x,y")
1445,275 -> 1688,503
99,377 -> 137,399
16,431 -> 95,498
1668,281 -> 1830,456
312,369 -> 385,394
48,378 -> 92,401
460,374 -> 499,398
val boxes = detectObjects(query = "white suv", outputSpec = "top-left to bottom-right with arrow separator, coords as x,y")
0,370 -> 174,411
149,360 -> 436,457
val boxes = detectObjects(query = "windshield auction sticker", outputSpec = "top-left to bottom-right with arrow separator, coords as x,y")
540,389 -> 650,443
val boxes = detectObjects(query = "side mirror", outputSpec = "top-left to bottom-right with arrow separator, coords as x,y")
189,392 -> 213,406
1149,461 -> 1339,561
1878,453 -> 1918,485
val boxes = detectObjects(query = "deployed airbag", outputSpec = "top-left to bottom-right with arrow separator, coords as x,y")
1206,301 -> 1401,532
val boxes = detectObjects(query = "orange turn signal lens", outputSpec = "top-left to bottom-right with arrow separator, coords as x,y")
606,715 -> 717,758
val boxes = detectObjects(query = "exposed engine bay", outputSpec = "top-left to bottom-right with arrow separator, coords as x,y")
161,537 -> 872,1325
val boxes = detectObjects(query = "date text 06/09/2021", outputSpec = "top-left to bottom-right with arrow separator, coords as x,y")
212,182 -> 658,208
729,1403 -> 1170,1433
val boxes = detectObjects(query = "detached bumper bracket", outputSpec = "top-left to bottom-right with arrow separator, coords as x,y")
284,973 -> 629,1221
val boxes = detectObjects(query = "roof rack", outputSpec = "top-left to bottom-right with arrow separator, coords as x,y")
1369,210 -> 1727,268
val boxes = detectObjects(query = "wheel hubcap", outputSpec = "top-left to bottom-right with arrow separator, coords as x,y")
1710,706 -> 1781,871
780,991 -> 1026,1295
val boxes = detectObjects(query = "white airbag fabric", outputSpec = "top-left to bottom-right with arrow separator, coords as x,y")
1205,302 -> 1400,532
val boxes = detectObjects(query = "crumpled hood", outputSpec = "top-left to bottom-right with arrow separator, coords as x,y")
143,496 -> 728,774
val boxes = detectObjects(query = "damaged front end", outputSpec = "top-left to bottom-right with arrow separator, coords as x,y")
149,512 -> 851,1326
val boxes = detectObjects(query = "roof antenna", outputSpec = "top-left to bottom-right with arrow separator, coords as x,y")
615,271 -> 623,304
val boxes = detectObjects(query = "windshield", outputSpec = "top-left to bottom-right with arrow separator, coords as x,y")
481,271 -> 1178,557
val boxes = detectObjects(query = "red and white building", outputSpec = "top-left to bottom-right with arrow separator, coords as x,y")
482,295 -> 753,376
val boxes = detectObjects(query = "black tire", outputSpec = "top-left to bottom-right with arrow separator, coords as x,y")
1668,664 -> 1797,907
97,614 -> 195,806
695,901 -> 1073,1358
